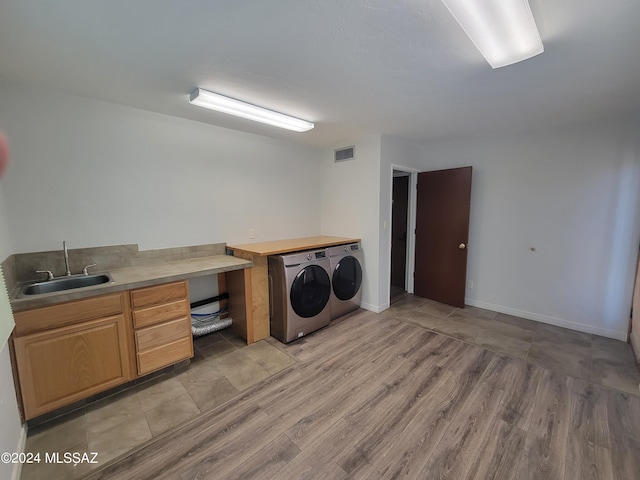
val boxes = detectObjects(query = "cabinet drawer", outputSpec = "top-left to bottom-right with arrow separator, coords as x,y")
132,299 -> 189,328
14,293 -> 125,336
130,281 -> 188,309
135,317 -> 190,352
137,337 -> 193,375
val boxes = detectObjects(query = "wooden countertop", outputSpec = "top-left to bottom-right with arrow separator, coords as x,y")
228,236 -> 361,256
10,254 -> 252,312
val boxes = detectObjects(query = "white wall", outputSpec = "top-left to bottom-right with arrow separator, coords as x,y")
320,135 -> 382,311
416,118 -> 640,340
0,84 -> 323,253
0,183 -> 23,480
0,182 -> 13,344
0,84 -> 326,478
0,344 -> 23,480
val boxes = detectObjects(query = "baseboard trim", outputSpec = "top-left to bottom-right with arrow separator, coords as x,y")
465,298 -> 628,341
12,424 -> 28,480
361,301 -> 389,314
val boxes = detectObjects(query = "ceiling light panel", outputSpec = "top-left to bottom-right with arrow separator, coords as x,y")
441,0 -> 544,68
189,88 -> 314,132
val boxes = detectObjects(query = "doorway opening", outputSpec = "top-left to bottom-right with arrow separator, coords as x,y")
390,166 -> 418,304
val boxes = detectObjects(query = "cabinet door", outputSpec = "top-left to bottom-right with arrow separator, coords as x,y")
13,314 -> 133,420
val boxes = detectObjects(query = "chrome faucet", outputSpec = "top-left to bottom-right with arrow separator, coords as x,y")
35,270 -> 54,281
63,240 -> 71,276
34,242 -> 96,280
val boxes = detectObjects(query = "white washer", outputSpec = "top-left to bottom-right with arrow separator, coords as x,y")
328,242 -> 363,320
268,248 -> 332,343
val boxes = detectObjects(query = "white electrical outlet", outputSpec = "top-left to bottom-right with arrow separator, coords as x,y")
466,280 -> 474,289
248,229 -> 255,239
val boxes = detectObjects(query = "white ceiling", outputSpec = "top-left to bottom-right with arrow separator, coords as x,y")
1,0 -> 639,147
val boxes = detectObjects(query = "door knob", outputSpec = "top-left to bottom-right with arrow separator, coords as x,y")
458,243 -> 467,249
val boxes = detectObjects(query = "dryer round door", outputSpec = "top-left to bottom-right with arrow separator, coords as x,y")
332,256 -> 363,301
290,265 -> 331,318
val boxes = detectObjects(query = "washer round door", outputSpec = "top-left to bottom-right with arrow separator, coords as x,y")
332,256 -> 363,301
290,265 -> 331,318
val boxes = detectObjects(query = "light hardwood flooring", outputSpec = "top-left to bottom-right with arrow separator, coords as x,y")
78,303 -> 640,480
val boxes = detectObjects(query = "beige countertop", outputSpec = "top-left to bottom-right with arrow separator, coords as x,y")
10,254 -> 252,312
228,236 -> 360,256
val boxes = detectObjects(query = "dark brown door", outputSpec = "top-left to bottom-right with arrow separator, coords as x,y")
391,175 -> 409,289
414,166 -> 472,308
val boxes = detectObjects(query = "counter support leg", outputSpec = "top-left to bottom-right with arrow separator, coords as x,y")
228,253 -> 270,345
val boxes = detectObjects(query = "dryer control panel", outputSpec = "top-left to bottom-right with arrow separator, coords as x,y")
305,251 -> 326,261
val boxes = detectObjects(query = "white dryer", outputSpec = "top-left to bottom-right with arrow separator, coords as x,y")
268,248 -> 332,343
327,242 -> 363,320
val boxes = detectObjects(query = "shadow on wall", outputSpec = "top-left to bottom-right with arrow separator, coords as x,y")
0,131 -> 14,345
603,149 -> 640,331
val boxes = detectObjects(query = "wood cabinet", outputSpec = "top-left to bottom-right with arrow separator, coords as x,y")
130,281 -> 193,375
11,280 -> 195,420
12,292 -> 134,420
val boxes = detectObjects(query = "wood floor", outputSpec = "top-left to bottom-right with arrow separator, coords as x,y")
85,310 -> 640,480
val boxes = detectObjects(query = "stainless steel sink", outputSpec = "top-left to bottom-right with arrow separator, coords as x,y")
17,273 -> 113,298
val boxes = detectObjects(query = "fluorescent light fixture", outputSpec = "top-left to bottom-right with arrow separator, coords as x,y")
189,88 -> 314,132
441,0 -> 544,68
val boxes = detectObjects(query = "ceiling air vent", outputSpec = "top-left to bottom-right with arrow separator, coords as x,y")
334,146 -> 355,163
